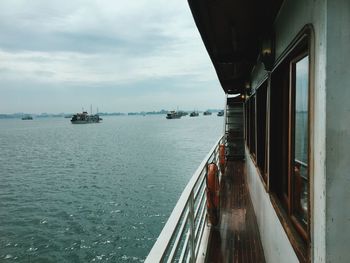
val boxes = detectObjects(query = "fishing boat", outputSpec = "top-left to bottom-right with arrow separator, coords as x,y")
70,111 -> 102,124
189,111 -> 199,117
146,0 -> 349,263
217,110 -> 224,116
203,110 -> 212,116
166,110 -> 182,119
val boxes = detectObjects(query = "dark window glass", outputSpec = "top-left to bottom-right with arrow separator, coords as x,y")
246,101 -> 250,147
256,82 -> 267,179
269,62 -> 289,204
249,96 -> 256,157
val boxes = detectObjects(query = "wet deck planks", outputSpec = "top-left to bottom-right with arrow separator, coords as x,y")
206,160 -> 265,263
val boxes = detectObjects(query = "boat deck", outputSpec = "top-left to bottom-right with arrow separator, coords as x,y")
206,160 -> 265,263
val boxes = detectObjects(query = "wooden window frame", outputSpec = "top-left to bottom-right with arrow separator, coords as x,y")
268,26 -> 314,263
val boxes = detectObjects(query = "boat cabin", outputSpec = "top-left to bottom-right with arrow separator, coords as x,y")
147,0 -> 350,262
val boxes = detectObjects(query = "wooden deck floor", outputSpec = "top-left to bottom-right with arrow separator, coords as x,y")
206,160 -> 265,263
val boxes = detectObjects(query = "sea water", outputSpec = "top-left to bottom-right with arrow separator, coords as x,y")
0,115 -> 222,262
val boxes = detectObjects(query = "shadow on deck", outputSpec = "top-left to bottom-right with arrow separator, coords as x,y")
206,160 -> 265,263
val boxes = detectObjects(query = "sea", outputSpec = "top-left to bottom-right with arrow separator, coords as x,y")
0,114 -> 223,262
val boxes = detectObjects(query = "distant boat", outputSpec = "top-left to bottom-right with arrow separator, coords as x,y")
166,111 -> 181,119
22,115 -> 33,120
190,111 -> 199,117
71,111 -> 102,124
203,110 -> 212,116
217,110 -> 224,116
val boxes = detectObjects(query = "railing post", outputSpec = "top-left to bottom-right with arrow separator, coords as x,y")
189,191 -> 196,263
145,135 -> 224,263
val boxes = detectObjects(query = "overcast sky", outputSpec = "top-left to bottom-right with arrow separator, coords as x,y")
0,0 -> 224,114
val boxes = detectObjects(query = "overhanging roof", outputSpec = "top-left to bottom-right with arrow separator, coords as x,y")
188,0 -> 283,94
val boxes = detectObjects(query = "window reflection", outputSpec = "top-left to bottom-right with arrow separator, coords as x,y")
293,55 -> 309,227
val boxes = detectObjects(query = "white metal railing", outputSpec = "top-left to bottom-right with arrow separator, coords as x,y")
145,135 -> 225,263
295,159 -> 308,180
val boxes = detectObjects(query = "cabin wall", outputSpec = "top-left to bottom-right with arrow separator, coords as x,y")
246,0 -> 328,262
325,1 -> 350,262
251,63 -> 267,89
246,148 -> 299,263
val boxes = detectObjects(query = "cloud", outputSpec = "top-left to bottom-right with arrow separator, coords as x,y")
0,0 -> 190,54
0,0 -> 223,113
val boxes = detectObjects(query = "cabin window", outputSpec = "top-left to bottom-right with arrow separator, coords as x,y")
270,59 -> 290,210
249,95 -> 256,158
256,82 -> 267,181
291,54 -> 309,231
244,101 -> 249,143
245,97 -> 251,149
246,86 -> 266,180
269,37 -> 310,248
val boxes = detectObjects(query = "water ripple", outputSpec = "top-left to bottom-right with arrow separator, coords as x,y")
0,116 -> 222,262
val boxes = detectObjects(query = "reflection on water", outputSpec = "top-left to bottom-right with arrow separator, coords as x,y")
295,112 -> 308,163
0,115 -> 222,262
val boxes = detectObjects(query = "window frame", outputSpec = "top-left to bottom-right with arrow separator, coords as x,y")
289,52 -> 310,242
249,95 -> 256,159
256,81 -> 268,182
267,27 -> 313,262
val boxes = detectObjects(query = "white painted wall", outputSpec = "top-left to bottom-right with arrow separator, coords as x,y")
325,1 -> 350,262
246,150 -> 299,263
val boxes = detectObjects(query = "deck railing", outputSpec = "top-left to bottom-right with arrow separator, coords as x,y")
145,135 -> 225,263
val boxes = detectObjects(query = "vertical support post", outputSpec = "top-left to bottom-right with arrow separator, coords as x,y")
223,93 -> 228,134
189,191 -> 196,263
266,72 -> 271,190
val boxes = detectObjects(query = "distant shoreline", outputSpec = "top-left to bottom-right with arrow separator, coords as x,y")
0,109 -> 224,119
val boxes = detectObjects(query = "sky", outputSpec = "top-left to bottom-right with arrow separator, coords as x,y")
0,0 -> 224,114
